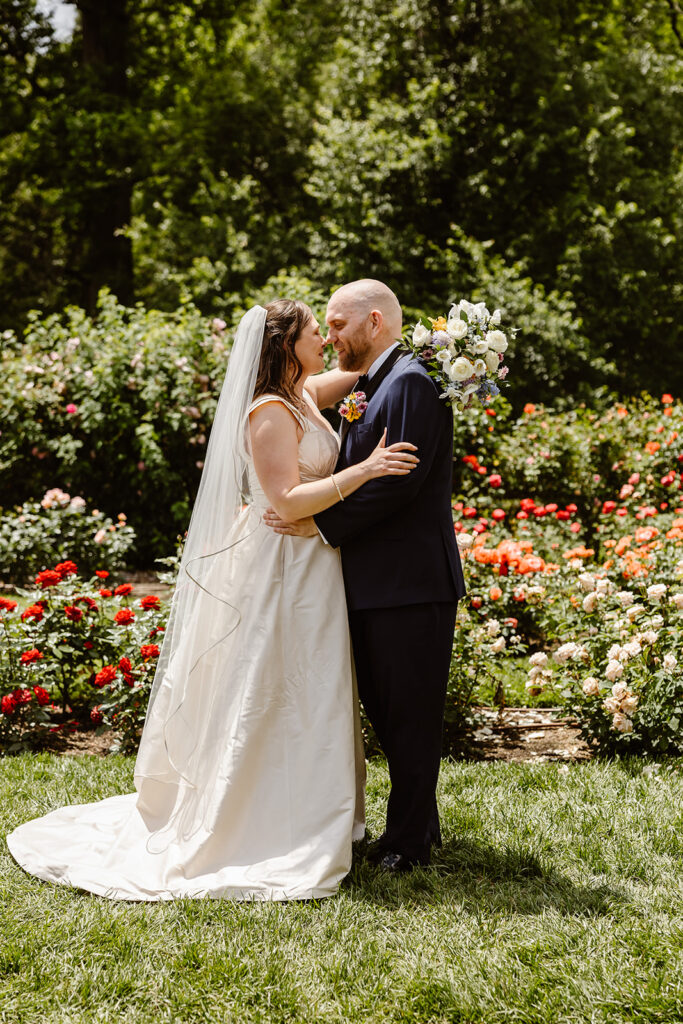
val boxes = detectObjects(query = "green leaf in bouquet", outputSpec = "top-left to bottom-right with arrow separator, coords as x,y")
419,316 -> 432,330
459,310 -> 469,324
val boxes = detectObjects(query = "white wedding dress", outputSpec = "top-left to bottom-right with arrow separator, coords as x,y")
7,395 -> 365,901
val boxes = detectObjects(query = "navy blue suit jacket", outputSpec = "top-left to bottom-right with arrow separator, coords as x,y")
315,355 -> 466,611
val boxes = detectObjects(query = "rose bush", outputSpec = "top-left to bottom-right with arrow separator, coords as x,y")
0,489 -> 135,583
0,562 -> 167,753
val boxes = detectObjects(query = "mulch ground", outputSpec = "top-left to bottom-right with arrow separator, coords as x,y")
48,707 -> 591,763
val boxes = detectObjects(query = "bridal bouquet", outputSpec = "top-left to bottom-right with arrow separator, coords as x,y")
404,300 -> 513,410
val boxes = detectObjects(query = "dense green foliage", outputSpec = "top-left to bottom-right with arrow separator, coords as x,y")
2,755 -> 683,1022
1,1 -> 681,399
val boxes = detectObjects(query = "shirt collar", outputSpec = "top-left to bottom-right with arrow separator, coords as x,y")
366,341 -> 399,380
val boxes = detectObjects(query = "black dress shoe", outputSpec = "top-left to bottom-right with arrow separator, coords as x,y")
379,851 -> 414,874
365,839 -> 388,864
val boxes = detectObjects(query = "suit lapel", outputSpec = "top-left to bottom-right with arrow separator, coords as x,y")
340,347 -> 406,443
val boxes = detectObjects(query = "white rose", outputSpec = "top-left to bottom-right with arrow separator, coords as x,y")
611,682 -> 628,701
450,357 -> 475,381
491,637 -> 506,653
595,578 -> 613,596
486,330 -> 508,353
605,659 -> 624,682
484,350 -> 500,373
446,318 -> 468,341
582,677 -> 600,697
663,654 -> 678,673
529,652 -> 549,668
626,605 -> 644,622
412,323 -> 432,348
650,614 -> 664,628
603,696 -> 621,714
555,642 -> 579,664
621,695 -> 639,715
487,619 -> 501,637
608,644 -> 623,662
528,666 -> 544,682
612,713 -> 633,734
647,584 -> 667,602
456,532 -> 473,550
435,349 -> 452,364
640,629 -> 658,645
670,593 -> 683,610
582,593 -> 599,613
473,359 -> 487,377
617,591 -> 634,608
490,309 -> 502,325
472,339 -> 489,355
578,573 -> 596,593
622,640 -> 642,660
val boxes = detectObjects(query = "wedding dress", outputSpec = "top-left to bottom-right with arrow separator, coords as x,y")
7,393 -> 365,901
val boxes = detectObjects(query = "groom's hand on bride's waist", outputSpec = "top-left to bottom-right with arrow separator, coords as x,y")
263,509 -> 319,537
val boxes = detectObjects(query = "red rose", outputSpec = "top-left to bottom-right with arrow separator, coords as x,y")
114,608 -> 135,625
64,605 -> 84,622
0,597 -> 17,612
470,597 -> 483,609
73,595 -> 98,611
90,706 -> 103,724
99,588 -> 113,597
84,640 -> 94,650
94,664 -> 117,687
462,507 -> 477,518
123,673 -> 135,687
140,644 -> 160,660
516,511 -> 529,520
21,603 -> 44,622
555,510 -> 571,521
35,570 -> 61,588
13,687 -> 33,704
485,408 -> 496,417
20,648 -> 44,665
95,570 -> 109,579
602,501 -> 617,514
566,503 -> 578,513
54,560 -> 78,579
492,509 -> 506,522
520,498 -> 536,512
33,685 -> 51,706
1,695 -> 17,714
544,503 -> 558,514
140,595 -> 161,610
115,584 -> 133,596
487,474 -> 502,488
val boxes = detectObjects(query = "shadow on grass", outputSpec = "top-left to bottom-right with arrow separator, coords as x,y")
345,833 -> 626,918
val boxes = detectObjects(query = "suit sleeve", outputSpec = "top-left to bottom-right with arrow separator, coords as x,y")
315,371 -> 444,547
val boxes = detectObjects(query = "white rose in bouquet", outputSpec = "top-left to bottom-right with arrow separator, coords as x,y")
412,323 -> 432,348
485,350 -> 500,373
450,357 -> 475,381
486,330 -> 508,353
473,359 -> 487,377
435,349 -> 452,364
446,318 -> 468,341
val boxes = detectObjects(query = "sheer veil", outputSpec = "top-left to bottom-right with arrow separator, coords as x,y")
133,304 -> 268,848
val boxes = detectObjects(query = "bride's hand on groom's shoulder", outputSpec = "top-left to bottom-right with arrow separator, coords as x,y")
263,509 -> 319,537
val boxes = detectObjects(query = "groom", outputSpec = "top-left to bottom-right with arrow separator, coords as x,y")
267,279 -> 465,872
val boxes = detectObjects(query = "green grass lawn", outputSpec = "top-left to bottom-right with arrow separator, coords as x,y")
2,755 -> 683,1024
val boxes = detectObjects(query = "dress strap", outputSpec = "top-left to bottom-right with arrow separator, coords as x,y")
247,394 -> 309,430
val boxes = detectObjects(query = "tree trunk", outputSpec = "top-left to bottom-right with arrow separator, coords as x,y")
77,0 -> 134,310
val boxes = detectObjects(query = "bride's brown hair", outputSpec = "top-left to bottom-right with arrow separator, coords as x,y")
253,299 -> 312,411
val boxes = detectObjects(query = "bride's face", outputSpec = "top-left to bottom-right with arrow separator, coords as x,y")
293,317 -> 326,376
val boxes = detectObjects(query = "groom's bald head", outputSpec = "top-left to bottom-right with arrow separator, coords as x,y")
326,279 -> 403,372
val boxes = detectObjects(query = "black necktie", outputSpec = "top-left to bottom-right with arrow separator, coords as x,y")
355,373 -> 370,394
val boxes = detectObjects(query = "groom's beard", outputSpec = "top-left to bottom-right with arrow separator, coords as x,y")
337,327 -> 373,373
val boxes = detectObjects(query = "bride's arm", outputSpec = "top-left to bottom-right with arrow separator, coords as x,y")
249,402 -> 418,522
303,369 -> 360,410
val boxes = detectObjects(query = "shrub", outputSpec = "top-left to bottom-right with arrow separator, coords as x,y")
0,562 -> 167,753
0,489 -> 135,584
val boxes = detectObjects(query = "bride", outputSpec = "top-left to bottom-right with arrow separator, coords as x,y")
7,300 -> 418,901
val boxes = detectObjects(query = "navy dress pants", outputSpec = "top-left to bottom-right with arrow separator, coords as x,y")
349,601 -> 458,864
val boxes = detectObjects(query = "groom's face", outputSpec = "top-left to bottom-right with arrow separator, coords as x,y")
325,300 -> 374,373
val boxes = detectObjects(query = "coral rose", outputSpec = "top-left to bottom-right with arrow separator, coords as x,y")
20,649 -> 44,665
140,595 -> 161,610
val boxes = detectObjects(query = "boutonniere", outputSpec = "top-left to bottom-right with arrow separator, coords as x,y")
339,391 -> 368,423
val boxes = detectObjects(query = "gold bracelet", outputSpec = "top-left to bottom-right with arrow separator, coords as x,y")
331,474 -> 344,502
